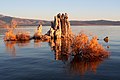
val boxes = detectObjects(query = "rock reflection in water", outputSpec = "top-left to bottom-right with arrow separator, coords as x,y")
49,38 -> 72,61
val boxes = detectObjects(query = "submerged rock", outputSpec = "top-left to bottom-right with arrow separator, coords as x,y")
33,34 -> 50,42
104,36 -> 109,43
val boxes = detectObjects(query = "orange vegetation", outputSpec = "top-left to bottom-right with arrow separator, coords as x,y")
49,32 -> 109,75
16,32 -> 30,41
4,19 -> 31,41
72,32 -> 109,60
4,30 -> 17,41
4,30 -> 30,41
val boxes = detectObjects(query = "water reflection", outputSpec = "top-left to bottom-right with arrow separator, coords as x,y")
34,40 -> 41,48
17,41 -> 30,47
49,38 -> 71,61
68,55 -> 102,75
4,38 -> 107,75
49,38 -> 106,75
4,41 -> 30,56
4,41 -> 16,57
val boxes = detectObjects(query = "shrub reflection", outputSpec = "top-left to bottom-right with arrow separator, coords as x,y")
4,41 -> 30,56
49,33 -> 109,75
69,54 -> 103,75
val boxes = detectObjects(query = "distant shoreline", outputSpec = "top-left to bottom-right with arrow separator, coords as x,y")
1,24 -> 120,28
18,24 -> 120,26
0,14 -> 120,28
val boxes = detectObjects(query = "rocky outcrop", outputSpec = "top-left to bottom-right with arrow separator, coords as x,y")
46,13 -> 72,40
34,25 -> 42,38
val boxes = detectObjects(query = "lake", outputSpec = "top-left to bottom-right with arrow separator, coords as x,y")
0,26 -> 120,80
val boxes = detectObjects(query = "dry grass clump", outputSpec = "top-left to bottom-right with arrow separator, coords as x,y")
4,30 -> 31,41
16,32 -> 30,41
4,19 -> 31,41
4,30 -> 17,41
71,32 -> 109,60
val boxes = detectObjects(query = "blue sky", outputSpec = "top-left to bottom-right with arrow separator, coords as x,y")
0,0 -> 120,20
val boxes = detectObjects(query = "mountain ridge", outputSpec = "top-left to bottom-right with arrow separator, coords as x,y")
0,14 -> 120,28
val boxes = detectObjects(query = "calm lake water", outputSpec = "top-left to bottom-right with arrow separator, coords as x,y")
0,26 -> 120,80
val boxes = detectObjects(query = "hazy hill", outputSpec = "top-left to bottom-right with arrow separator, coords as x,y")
70,20 -> 120,26
0,14 -> 120,28
0,14 -> 50,28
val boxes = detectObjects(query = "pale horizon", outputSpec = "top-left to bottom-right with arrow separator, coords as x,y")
0,0 -> 120,21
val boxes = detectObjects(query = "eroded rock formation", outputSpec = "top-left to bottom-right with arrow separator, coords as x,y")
46,13 -> 73,40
